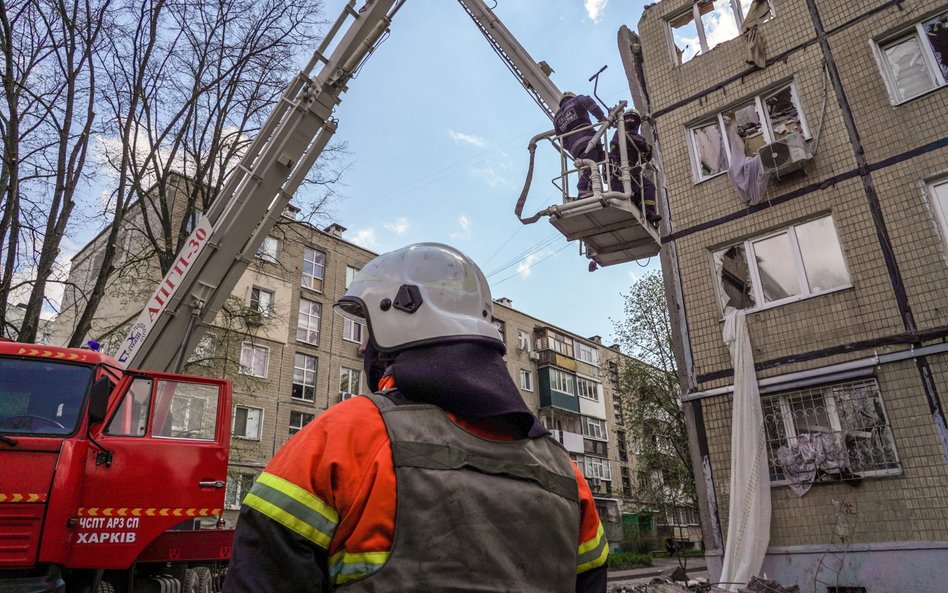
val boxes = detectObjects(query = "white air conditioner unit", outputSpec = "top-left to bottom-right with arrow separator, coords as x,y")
758,133 -> 811,177
339,392 -> 355,401
529,352 -> 540,361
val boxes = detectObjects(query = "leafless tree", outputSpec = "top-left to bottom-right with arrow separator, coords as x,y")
67,0 -> 334,346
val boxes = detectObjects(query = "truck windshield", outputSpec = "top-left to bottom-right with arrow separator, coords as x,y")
0,358 -> 94,436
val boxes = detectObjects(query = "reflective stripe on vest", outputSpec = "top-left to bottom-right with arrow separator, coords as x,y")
330,550 -> 390,584
242,472 -> 338,548
339,394 -> 580,593
577,522 -> 609,573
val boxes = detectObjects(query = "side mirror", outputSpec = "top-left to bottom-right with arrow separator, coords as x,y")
88,377 -> 112,424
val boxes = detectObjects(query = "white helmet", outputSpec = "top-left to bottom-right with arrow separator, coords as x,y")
334,243 -> 503,354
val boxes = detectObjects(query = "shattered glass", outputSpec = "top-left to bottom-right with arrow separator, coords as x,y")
670,9 -> 701,64
698,0 -> 740,52
724,102 -> 764,156
924,12 -> 948,82
795,216 -> 851,293
718,245 -> 756,309
765,86 -> 803,141
883,35 -> 936,101
692,122 -> 727,178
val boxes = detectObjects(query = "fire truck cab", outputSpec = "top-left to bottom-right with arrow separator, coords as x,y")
0,340 -> 232,592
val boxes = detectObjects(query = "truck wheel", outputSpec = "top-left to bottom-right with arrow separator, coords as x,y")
184,567 -> 212,593
93,581 -> 115,593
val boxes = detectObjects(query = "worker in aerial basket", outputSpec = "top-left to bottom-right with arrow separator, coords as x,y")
223,242 -> 608,593
609,109 -> 660,227
554,91 -> 608,198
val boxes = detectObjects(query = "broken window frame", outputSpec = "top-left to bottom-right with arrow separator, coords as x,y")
666,0 -> 774,65
712,214 -> 851,313
689,81 -> 810,183
929,177 -> 948,259
876,11 -> 948,104
762,378 -> 901,485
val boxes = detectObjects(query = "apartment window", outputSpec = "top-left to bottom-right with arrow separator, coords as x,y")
585,456 -> 612,481
519,369 -> 533,391
517,330 -> 531,352
930,179 -> 948,254
668,0 -> 773,65
239,343 -> 269,378
343,317 -> 365,344
225,473 -> 255,510
762,378 -> 900,485
690,82 -> 808,181
544,331 -> 574,357
297,298 -> 321,344
548,368 -> 575,395
340,367 -> 362,397
289,411 -> 315,435
607,360 -> 620,389
301,247 -> 326,292
233,405 -> 262,440
576,342 -> 599,365
156,381 -> 219,440
877,11 -> 948,103
582,416 -> 608,441
250,287 -> 274,317
345,265 -> 360,289
714,215 -> 850,311
256,236 -> 278,262
292,353 -> 317,402
577,377 -> 599,401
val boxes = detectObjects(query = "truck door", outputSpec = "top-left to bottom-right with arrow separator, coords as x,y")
70,374 -> 231,569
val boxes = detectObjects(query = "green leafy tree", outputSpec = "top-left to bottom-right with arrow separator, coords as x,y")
613,271 -> 697,557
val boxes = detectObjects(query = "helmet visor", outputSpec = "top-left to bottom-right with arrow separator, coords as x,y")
333,297 -> 366,322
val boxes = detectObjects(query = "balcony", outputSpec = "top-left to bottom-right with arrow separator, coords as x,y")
537,350 -> 577,371
584,439 -> 609,457
551,429 -> 584,454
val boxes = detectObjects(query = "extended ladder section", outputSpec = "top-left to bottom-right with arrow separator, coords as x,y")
455,0 -> 562,120
116,0 -> 401,372
515,103 -> 661,267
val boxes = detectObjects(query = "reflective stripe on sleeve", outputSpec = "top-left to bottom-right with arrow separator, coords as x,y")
576,522 -> 608,573
242,472 -> 339,549
329,549 -> 390,585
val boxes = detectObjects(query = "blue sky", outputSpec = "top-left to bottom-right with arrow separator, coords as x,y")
312,0 -> 657,343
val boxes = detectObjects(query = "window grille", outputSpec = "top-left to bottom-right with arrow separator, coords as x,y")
762,378 -> 900,484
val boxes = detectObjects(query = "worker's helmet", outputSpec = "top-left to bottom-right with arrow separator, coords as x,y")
560,91 -> 577,105
624,109 -> 642,124
334,243 -> 503,354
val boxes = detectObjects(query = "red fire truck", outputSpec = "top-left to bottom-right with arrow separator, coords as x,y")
0,340 -> 232,592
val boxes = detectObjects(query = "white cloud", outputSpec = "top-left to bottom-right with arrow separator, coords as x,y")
585,0 -> 608,23
448,129 -> 486,148
516,253 -> 541,278
350,228 -> 379,250
450,215 -> 471,240
383,217 -> 411,235
470,150 -> 514,188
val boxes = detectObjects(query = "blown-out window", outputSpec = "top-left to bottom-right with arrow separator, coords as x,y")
668,0 -> 773,65
714,215 -> 850,311
689,83 -> 808,182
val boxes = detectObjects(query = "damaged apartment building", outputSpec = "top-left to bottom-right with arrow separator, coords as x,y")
619,0 -> 948,591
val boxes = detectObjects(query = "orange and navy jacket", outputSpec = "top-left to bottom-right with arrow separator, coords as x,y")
223,390 -> 609,593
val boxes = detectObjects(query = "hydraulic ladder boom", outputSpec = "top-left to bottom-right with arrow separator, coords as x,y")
114,0 -> 565,371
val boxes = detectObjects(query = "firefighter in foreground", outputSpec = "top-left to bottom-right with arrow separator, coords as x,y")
223,243 -> 608,592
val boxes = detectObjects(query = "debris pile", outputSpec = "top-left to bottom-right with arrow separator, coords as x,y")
608,573 -> 799,593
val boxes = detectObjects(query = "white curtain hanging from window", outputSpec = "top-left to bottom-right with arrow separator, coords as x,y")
719,307 -> 771,591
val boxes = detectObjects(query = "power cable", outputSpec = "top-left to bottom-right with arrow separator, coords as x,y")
492,241 -> 572,285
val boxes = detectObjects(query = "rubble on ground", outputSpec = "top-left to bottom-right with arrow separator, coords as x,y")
608,573 -> 799,593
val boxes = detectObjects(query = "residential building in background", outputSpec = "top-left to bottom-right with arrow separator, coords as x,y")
626,0 -> 948,589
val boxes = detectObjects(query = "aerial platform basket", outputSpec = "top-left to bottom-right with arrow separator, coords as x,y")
515,102 -> 661,267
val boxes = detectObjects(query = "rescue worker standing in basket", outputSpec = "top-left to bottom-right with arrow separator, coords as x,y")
223,242 -> 609,593
554,91 -> 607,198
609,109 -> 660,227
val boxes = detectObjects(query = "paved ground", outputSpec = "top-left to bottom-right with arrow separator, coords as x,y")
608,557 -> 709,589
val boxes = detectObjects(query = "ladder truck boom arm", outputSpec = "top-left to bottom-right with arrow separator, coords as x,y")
114,0 -> 563,372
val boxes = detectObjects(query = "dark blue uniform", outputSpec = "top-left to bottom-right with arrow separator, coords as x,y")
554,95 -> 606,194
609,127 -> 658,225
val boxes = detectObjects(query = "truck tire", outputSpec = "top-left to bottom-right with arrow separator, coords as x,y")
93,581 -> 115,593
184,567 -> 212,593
